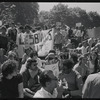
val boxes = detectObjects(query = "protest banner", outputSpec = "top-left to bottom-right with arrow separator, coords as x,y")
38,28 -> 55,57
44,62 -> 59,78
17,28 -> 55,58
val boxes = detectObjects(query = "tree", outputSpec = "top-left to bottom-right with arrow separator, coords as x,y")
88,11 -> 100,28
0,2 -> 39,25
38,3 -> 100,29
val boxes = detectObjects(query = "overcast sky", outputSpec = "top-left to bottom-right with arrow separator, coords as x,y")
38,2 -> 100,15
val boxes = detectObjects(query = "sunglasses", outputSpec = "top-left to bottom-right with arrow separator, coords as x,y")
50,77 -> 58,81
33,63 -> 37,66
49,57 -> 55,60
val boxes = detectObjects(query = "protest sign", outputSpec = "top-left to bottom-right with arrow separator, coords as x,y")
44,62 -> 59,78
17,28 -> 55,58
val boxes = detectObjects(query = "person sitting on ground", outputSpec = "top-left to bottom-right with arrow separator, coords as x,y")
0,60 -> 23,98
34,70 -> 65,98
59,59 -> 83,98
20,59 -> 42,98
73,55 -> 89,83
21,47 -> 32,64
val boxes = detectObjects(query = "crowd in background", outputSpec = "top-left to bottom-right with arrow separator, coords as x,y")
0,22 -> 100,98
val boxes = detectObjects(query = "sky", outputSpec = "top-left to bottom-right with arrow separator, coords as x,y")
38,3 -> 100,15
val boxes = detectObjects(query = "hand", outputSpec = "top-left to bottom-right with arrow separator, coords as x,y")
63,88 -> 70,96
57,80 -> 65,94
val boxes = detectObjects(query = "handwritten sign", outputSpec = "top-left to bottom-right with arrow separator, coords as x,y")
44,62 -> 59,78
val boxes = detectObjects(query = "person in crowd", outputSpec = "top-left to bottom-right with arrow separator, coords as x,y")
65,39 -> 73,49
7,50 -> 17,61
21,47 -> 32,64
0,48 -> 8,65
67,27 -> 73,39
70,53 -> 78,66
8,44 -> 19,61
88,38 -> 94,48
7,51 -> 19,71
45,53 -> 58,65
0,26 -> 9,52
75,27 -> 83,43
49,49 -> 56,55
71,38 -> 78,48
7,22 -> 17,43
24,24 -> 35,50
16,26 -> 25,70
82,71 -> 100,98
73,55 -> 89,83
88,51 -> 99,74
0,60 -> 23,98
28,51 -> 44,72
58,52 -> 68,72
0,48 -> 8,74
0,26 -> 7,36
91,40 -> 100,54
92,38 -> 98,47
80,40 -> 88,55
34,70 -> 65,98
20,59 -> 42,98
76,43 -> 83,54
59,59 -> 83,98
54,27 -> 64,51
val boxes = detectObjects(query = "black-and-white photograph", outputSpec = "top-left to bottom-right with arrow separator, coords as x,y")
0,2 -> 100,98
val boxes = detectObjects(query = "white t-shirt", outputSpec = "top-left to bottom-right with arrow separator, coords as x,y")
33,88 -> 58,98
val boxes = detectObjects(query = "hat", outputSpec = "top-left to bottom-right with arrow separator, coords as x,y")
27,58 -> 37,63
45,53 -> 55,60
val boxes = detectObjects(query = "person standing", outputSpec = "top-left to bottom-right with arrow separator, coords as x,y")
54,27 -> 64,51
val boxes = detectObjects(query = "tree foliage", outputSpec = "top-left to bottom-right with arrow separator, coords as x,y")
38,3 -> 100,29
0,2 -> 39,25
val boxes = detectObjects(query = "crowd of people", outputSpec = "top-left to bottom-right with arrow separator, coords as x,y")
0,22 -> 100,98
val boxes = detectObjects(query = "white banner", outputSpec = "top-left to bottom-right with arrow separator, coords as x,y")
44,62 -> 59,78
37,29 -> 54,57
17,28 -> 55,58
